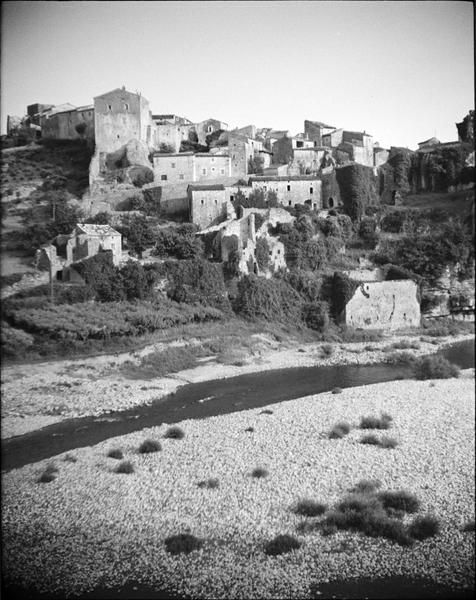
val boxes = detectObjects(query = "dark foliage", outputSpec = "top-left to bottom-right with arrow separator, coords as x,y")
377,490 -> 420,513
115,460 -> 134,474
164,426 -> 185,439
164,533 -> 203,555
264,534 -> 301,556
107,449 -> 124,460
138,439 -> 162,453
408,515 -> 440,540
413,355 -> 460,380
251,467 -> 268,478
153,224 -> 204,260
293,499 -> 327,517
359,414 -> 392,430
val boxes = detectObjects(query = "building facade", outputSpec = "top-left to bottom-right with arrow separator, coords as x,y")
249,175 -> 322,210
188,184 -> 235,229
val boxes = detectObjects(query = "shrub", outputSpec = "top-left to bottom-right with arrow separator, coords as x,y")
350,479 -> 382,493
391,339 -> 420,350
328,421 -> 350,439
360,415 -> 392,430
331,387 -> 342,394
115,460 -> 134,474
138,439 -> 162,453
413,355 -> 460,380
385,350 -> 416,365
264,534 -> 301,556
302,301 -> 330,332
360,434 -> 380,445
245,426 -> 254,432
462,520 -> 475,532
164,426 -> 185,439
255,237 -> 270,271
107,448 -> 124,459
379,436 -> 398,449
260,409 -> 273,415
37,471 -> 56,483
320,343 -> 334,357
164,533 -> 203,555
62,454 -> 78,463
235,275 -> 302,323
197,478 -> 219,489
378,490 -> 420,513
408,515 -> 440,540
251,467 -> 268,478
293,499 -> 327,517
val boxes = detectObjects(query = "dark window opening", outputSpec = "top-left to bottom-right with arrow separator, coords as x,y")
296,141 -> 303,148
310,187 -> 313,194
288,200 -> 292,206
328,197 -> 334,208
161,175 -> 167,181
287,185 -> 291,191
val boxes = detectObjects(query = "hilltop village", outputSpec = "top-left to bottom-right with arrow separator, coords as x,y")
3,88 -> 475,345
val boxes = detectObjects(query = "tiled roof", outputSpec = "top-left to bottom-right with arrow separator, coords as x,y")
188,184 -> 225,191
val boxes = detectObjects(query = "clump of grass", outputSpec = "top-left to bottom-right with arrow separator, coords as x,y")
385,350 -> 416,365
62,454 -> 77,463
331,387 -> 343,394
360,434 -> 380,445
462,520 -> 475,532
320,343 -> 334,358
245,426 -> 254,432
251,467 -> 268,478
379,436 -> 398,449
328,421 -> 351,439
37,464 -> 58,483
360,413 -> 392,430
260,409 -> 274,415
413,355 -> 460,380
293,499 -> 327,517
164,426 -> 185,439
350,479 -> 382,493
408,515 -> 440,540
390,339 -> 420,350
115,460 -> 134,474
107,448 -> 124,460
264,534 -> 301,556
197,478 -> 219,489
138,439 -> 162,453
377,490 -> 420,513
164,533 -> 203,555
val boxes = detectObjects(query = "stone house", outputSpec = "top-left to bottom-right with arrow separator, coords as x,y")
153,152 -> 231,184
93,87 -> 155,154
249,175 -> 322,210
342,280 -> 420,330
195,118 -> 228,146
41,105 -> 94,142
322,130 -> 374,167
272,135 -> 315,165
304,120 -> 336,146
63,224 -> 122,266
197,209 -> 291,276
227,132 -> 266,178
263,129 -> 289,151
152,114 -> 194,153
188,184 -> 235,229
417,137 -> 440,151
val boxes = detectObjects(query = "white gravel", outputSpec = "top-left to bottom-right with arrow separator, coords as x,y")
2,374 -> 474,598
1,332 -> 473,439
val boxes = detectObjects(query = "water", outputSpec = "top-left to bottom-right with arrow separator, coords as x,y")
1,338 -> 473,472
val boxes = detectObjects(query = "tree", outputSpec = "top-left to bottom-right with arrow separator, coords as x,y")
117,214 -> 156,258
358,217 -> 379,248
248,154 -> 265,175
75,122 -> 87,136
255,237 -> 270,271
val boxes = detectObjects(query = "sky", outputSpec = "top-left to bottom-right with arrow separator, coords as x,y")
1,0 -> 474,149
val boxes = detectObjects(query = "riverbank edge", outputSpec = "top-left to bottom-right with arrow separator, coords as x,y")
1,332 -> 474,440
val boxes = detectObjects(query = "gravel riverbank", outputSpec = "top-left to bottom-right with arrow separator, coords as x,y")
1,332 -> 473,439
2,374 -> 474,599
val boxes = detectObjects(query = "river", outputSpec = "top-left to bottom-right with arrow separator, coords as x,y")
1,339 -> 473,472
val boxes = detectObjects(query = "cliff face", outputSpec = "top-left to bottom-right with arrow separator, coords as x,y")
421,265 -> 475,321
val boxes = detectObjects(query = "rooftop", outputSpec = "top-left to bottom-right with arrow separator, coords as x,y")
250,175 -> 319,182
76,224 -> 120,236
188,184 -> 225,192
306,120 -> 335,129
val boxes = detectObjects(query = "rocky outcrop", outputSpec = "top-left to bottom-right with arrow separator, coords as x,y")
421,266 -> 475,321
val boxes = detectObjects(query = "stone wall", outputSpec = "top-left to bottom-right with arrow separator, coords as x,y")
153,153 -> 195,184
41,107 -> 95,142
188,187 -> 233,230
344,280 -> 420,330
250,176 -> 322,210
195,154 -> 231,181
272,137 -> 293,165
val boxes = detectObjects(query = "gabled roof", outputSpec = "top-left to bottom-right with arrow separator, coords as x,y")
418,137 -> 440,146
94,87 -> 145,101
76,224 -> 120,236
76,105 -> 94,112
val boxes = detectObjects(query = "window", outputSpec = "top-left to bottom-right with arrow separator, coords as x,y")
220,169 -> 225,175
230,195 -> 234,202
288,200 -> 292,206
107,104 -> 112,110
296,141 -> 303,148
277,249 -> 281,254
287,185 -> 291,191
269,251 -> 272,256
179,174 -> 184,180
202,169 -> 206,175
124,103 -> 129,110
211,157 -> 215,162
211,167 -> 215,172
208,126 -> 213,132
161,174 -> 167,181
264,186 -> 267,191
171,162 -> 176,168
201,199 -> 204,205
310,187 -> 313,194
215,199 -> 218,204
117,134 -> 120,139
313,203 -> 317,209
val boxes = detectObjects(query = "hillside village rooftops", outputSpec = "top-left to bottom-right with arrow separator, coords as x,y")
76,224 -> 120,236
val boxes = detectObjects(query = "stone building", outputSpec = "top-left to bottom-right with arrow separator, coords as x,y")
153,152 -> 231,184
343,280 -> 420,330
93,87 -> 155,154
272,135 -> 315,165
373,146 -> 389,167
195,118 -> 228,146
417,137 -> 440,151
63,224 -> 122,266
304,120 -> 336,146
249,175 -> 322,210
40,105 -> 94,142
152,114 -> 194,153
188,184 -> 235,229
227,132 -> 266,178
263,129 -> 289,151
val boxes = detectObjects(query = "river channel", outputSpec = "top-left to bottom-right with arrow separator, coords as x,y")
1,339 -> 474,472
